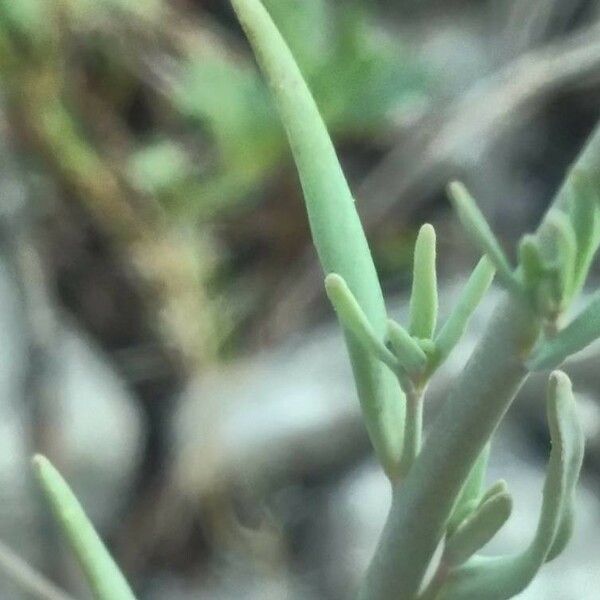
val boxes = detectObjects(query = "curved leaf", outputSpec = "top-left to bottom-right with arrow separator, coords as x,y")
444,490 -> 512,567
230,0 -> 404,476
386,318 -> 428,375
447,182 -> 517,292
32,456 -> 136,600
569,169 -> 600,296
433,257 -> 495,367
446,445 -> 490,535
437,371 -> 584,600
325,274 -> 397,370
409,224 -> 438,339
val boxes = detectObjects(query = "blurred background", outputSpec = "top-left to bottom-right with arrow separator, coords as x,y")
1,0 -> 600,598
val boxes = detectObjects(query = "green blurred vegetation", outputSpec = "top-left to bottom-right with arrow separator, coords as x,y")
0,0 -> 430,364
171,0 -> 429,217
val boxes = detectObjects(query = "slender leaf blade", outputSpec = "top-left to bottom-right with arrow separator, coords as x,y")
437,371 -> 584,600
545,209 -> 577,305
325,274 -> 397,370
447,182 -> 516,291
230,0 -> 405,475
444,490 -> 512,567
446,445 -> 490,535
528,292 -> 600,370
569,169 -> 600,296
434,257 -> 495,366
386,318 -> 427,374
32,456 -> 136,600
409,224 -> 438,339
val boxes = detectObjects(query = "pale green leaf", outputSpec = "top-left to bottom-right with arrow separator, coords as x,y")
528,292 -> 600,370
409,224 -> 438,339
433,257 -> 495,367
479,480 -> 509,506
231,0 -> 404,476
518,235 -> 545,290
569,169 -> 600,296
32,456 -> 136,600
437,371 -> 584,600
446,445 -> 490,535
325,274 -> 398,371
545,209 -> 577,305
444,490 -> 512,567
447,182 -> 517,292
386,319 -> 427,375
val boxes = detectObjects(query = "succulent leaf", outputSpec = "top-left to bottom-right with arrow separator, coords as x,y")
325,274 -> 398,370
32,456 -> 136,600
230,0 -> 405,476
528,291 -> 600,370
433,257 -> 495,367
436,371 -> 584,600
444,490 -> 512,567
479,479 -> 509,505
446,445 -> 490,535
545,209 -> 577,307
569,169 -> 600,296
409,224 -> 438,339
386,319 -> 428,375
447,182 -> 517,292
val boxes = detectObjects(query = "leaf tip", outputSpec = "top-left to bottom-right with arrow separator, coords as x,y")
324,272 -> 344,292
31,453 -> 50,477
447,180 -> 465,199
418,222 -> 436,241
549,369 -> 572,393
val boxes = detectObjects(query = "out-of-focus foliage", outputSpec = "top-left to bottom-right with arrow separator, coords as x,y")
0,0 -> 429,358
171,0 -> 430,217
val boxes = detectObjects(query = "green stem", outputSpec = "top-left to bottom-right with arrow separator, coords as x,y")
358,121 -> 600,600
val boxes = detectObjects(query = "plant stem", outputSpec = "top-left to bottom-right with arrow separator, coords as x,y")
358,121 -> 600,600
359,297 -> 539,599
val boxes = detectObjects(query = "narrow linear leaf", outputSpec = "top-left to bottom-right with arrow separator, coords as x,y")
230,0 -> 404,478
479,480 -> 509,506
230,0 -> 383,313
518,232 -> 566,319
409,224 -> 438,339
434,257 -> 495,366
545,209 -> 577,304
569,169 -> 600,295
546,374 -> 585,561
359,125 -> 600,600
518,235 -> 545,289
437,371 -> 584,600
447,182 -> 517,292
386,319 -> 427,374
444,491 -> 512,567
528,291 -> 600,370
325,274 -> 398,370
32,456 -> 136,600
447,445 -> 490,535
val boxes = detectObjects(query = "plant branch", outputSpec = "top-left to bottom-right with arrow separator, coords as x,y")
357,122 -> 600,599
